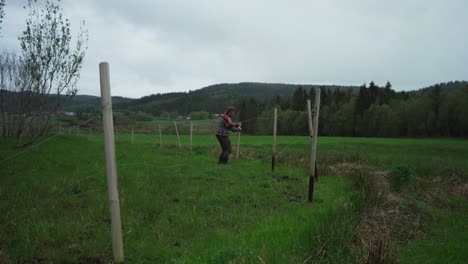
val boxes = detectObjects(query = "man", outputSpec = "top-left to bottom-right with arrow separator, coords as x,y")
216,106 -> 241,164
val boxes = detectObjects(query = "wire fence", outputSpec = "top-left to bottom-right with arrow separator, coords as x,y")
0,115 -> 311,259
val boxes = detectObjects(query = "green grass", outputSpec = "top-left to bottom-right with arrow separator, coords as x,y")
0,135 -> 467,262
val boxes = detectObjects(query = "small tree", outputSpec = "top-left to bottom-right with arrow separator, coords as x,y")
16,0 -> 88,146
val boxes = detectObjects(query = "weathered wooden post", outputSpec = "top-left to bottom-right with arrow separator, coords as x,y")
190,121 -> 193,152
307,100 -> 314,202
174,121 -> 182,150
236,122 -> 242,159
99,62 -> 124,263
158,124 -> 163,148
272,108 -> 277,173
307,89 -> 321,203
312,89 -> 321,181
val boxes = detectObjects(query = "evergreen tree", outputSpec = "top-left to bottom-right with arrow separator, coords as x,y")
291,86 -> 307,111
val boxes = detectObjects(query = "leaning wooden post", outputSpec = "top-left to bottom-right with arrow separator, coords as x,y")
312,89 -> 321,181
236,122 -> 242,159
272,108 -> 277,173
158,124 -> 163,148
174,121 -> 182,150
131,127 -> 134,144
307,100 -> 315,202
189,121 -> 193,152
99,62 -> 124,263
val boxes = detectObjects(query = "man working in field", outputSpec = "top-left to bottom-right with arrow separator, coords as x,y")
216,106 -> 241,164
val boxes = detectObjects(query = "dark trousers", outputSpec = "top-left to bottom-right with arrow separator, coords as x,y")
216,135 -> 231,163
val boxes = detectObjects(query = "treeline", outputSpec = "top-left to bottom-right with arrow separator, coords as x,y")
237,81 -> 468,137
111,82 -> 358,117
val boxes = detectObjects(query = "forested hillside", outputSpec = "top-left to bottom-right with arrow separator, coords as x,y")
58,80 -> 468,137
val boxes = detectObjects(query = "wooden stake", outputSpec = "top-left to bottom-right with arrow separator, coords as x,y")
236,122 -> 242,159
189,121 -> 193,152
272,108 -> 277,173
174,121 -> 181,150
306,89 -> 321,203
99,62 -> 124,263
158,124 -> 162,148
307,100 -> 315,202
131,128 -> 134,144
312,89 -> 321,181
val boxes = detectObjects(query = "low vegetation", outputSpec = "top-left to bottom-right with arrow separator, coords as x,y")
0,135 -> 467,262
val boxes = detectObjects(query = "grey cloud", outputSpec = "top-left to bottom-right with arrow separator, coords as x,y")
1,0 -> 467,97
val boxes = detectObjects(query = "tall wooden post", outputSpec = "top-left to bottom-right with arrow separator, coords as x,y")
174,121 -> 181,150
99,62 -> 124,263
307,100 -> 315,202
236,122 -> 242,159
272,108 -> 277,173
158,124 -> 163,148
312,89 -> 321,181
189,121 -> 193,152
306,89 -> 321,203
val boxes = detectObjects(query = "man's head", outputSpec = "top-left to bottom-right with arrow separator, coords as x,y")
225,106 -> 237,117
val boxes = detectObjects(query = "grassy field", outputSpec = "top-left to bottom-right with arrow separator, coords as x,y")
0,135 -> 467,263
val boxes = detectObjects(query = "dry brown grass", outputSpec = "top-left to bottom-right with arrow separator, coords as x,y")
329,162 -> 429,264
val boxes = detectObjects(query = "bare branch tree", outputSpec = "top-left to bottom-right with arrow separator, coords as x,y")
16,0 -> 88,146
0,52 -> 21,137
0,0 -> 5,35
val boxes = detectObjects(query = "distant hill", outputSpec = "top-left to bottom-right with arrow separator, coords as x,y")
64,81 -> 467,115
417,81 -> 468,94
61,95 -> 132,112
110,82 -> 359,116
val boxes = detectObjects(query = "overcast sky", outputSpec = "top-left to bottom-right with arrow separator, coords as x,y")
1,0 -> 467,98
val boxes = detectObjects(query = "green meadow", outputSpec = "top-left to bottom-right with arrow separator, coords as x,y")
0,135 -> 467,263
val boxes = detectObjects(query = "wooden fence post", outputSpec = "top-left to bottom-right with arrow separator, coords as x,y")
272,108 -> 277,173
158,124 -> 163,148
174,121 -> 181,150
99,62 -> 124,263
307,100 -> 315,202
190,121 -> 193,152
312,89 -> 321,181
306,89 -> 321,203
236,122 -> 242,159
